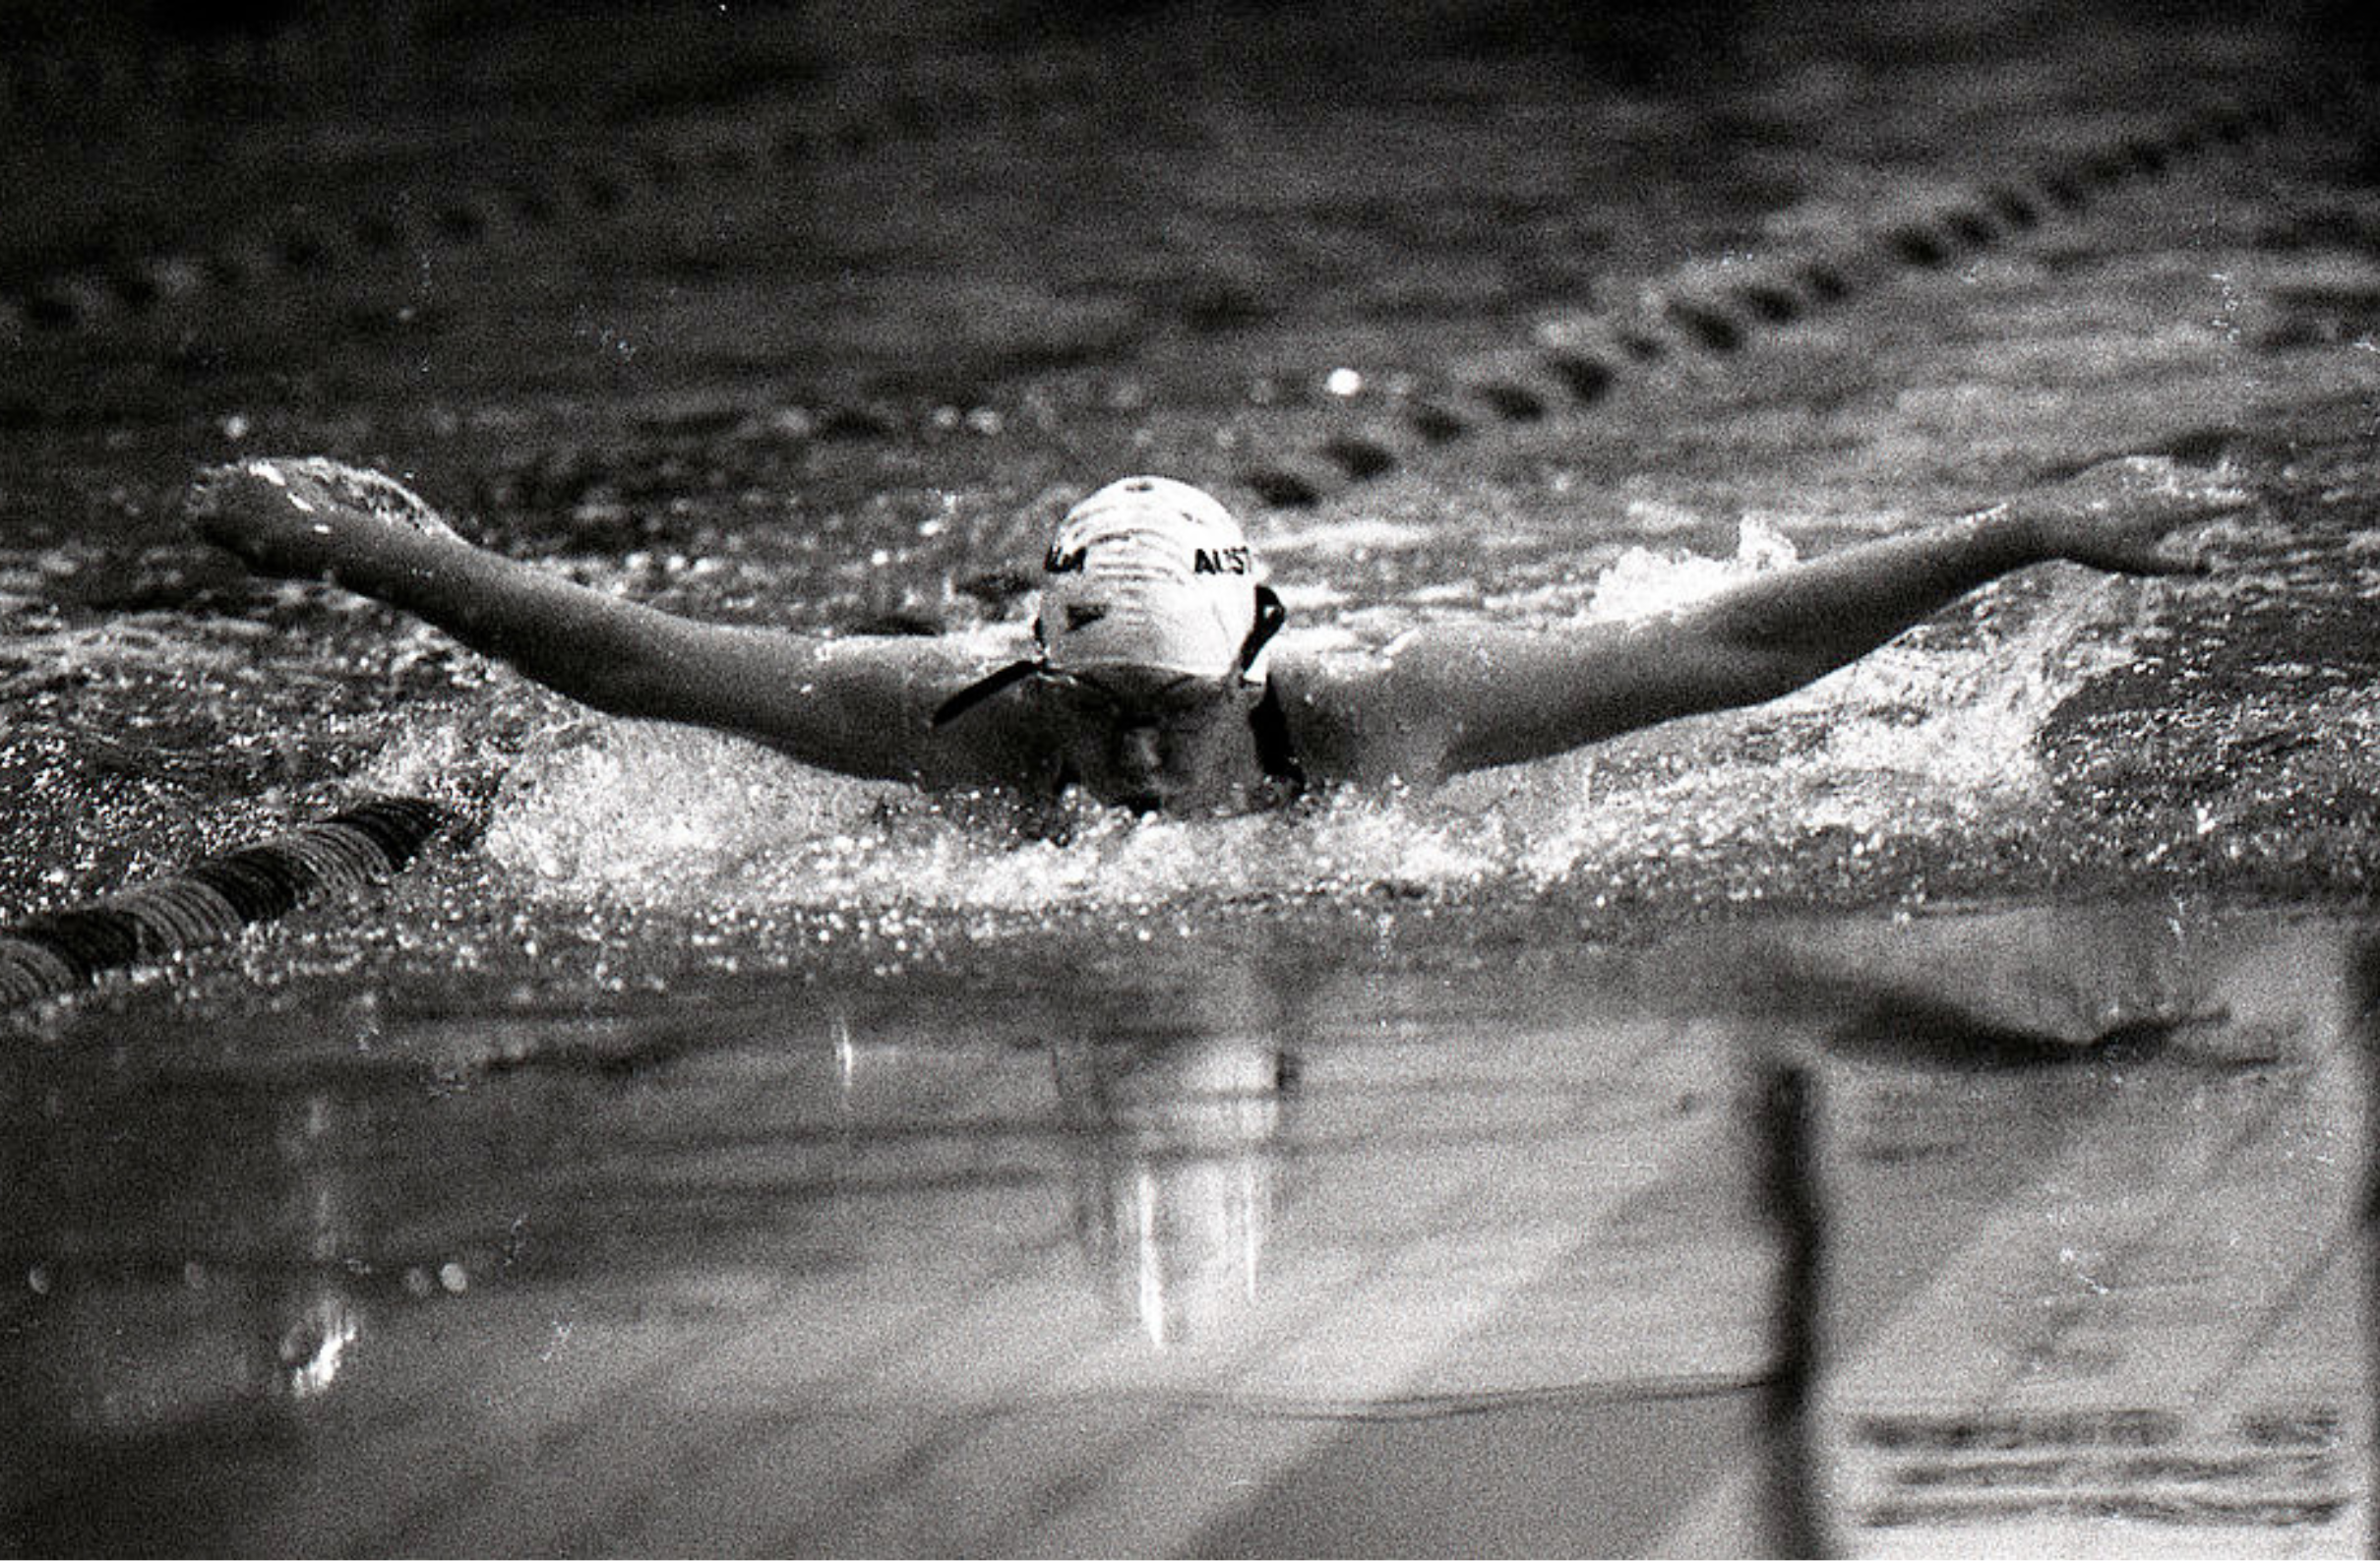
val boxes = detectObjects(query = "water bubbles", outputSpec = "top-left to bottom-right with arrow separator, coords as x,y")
928,405 -> 1005,436
1325,367 -> 1364,397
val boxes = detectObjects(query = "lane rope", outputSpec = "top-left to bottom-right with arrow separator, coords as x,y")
0,46 -> 1110,342
0,796 -> 455,1010
1,55 -> 2367,1011
1228,93 -> 2340,511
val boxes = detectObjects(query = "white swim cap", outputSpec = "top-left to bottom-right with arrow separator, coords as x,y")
1038,476 -> 1264,678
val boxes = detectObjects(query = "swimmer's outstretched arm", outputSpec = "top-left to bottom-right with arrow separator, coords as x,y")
185,458 -> 982,784
1290,457 -> 2250,781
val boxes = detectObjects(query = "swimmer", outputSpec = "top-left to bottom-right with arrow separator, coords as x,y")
186,455 -> 2247,817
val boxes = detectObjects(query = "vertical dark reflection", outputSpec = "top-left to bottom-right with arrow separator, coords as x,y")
2358,930 -> 2380,1561
1757,1058 -> 1828,1558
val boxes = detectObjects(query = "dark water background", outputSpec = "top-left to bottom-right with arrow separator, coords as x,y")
5,3 -> 2380,1553
2,0 -> 2378,969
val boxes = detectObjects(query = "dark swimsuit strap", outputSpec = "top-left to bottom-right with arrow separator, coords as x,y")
1238,585 -> 1304,793
1248,682 -> 1307,793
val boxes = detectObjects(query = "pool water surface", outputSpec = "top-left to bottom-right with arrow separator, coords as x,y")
5,3 -> 2379,1553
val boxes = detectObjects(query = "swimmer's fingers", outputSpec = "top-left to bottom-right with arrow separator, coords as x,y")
186,458 -> 345,577
2018,455 -> 2253,576
185,457 -> 458,578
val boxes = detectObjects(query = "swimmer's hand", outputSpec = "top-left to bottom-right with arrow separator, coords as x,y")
185,456 -> 462,579
2006,455 -> 2252,576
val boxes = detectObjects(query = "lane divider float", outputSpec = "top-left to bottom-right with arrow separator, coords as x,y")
0,46 -> 1110,344
1229,96 -> 2319,511
0,796 -> 456,1010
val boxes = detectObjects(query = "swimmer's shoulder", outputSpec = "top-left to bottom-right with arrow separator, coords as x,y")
1265,641 -> 1448,785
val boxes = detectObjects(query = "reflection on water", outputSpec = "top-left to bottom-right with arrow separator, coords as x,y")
1054,1031 -> 1295,1348
1794,914 -> 2369,1553
0,902 -> 2369,1555
3,1084 -> 372,1552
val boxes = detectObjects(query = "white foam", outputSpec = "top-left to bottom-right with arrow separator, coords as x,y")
1586,515 -> 1800,622
369,533 -> 2136,927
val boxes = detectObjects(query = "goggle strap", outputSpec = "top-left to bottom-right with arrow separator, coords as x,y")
1240,585 -> 1286,674
932,588 -> 1287,728
929,657 -> 1043,729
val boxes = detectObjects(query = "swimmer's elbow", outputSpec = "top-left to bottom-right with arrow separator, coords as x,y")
1693,640 -> 1834,709
567,666 -> 692,722
587,645 -> 926,780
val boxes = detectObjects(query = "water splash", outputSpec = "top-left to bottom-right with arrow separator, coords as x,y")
345,524 -> 2148,931
1585,514 -> 1803,622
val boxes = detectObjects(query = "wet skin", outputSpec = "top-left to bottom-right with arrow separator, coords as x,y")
1033,667 -> 1268,814
184,454 -> 2251,823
